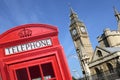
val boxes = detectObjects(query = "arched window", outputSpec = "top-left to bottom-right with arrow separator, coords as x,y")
116,59 -> 120,77
107,63 -> 114,73
95,68 -> 101,75
97,50 -> 103,57
95,67 -> 104,79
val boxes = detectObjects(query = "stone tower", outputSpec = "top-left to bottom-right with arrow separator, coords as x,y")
97,7 -> 120,47
69,8 -> 93,79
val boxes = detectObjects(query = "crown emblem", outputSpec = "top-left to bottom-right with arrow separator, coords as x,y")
18,28 -> 32,38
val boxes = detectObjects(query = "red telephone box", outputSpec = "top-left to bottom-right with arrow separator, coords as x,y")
0,24 -> 72,80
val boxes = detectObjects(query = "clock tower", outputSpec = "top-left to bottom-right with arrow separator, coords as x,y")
69,8 -> 93,79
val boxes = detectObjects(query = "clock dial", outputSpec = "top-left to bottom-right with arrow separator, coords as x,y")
80,27 -> 86,33
72,29 -> 77,35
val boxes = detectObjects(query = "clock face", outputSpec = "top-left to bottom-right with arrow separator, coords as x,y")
72,29 -> 77,35
80,27 -> 86,33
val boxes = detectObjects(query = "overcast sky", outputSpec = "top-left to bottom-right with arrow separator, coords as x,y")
0,0 -> 120,78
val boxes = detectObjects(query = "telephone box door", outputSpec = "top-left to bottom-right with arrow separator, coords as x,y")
8,55 -> 62,80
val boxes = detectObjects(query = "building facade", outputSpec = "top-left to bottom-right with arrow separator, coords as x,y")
69,7 -> 120,80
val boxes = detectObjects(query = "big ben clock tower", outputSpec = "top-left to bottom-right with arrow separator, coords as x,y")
69,8 -> 93,79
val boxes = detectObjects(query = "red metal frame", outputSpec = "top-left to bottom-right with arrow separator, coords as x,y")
0,24 -> 72,80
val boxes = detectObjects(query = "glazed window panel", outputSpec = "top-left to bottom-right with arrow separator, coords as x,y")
107,63 -> 114,73
16,68 -> 29,80
97,50 -> 103,57
41,62 -> 55,79
0,74 -> 2,80
29,65 -> 42,80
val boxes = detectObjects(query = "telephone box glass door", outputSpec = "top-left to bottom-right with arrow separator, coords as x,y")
16,62 -> 55,80
8,55 -> 61,80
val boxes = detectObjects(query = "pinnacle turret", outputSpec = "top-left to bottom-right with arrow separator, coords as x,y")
113,7 -> 120,32
70,7 -> 76,16
69,7 -> 80,24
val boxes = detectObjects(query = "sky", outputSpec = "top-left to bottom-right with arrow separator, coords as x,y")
0,0 -> 120,79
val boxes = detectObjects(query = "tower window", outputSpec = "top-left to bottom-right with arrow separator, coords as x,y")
97,50 -> 103,57
107,63 -> 114,73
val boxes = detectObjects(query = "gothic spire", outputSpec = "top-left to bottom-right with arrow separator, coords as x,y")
70,7 -> 76,16
114,7 -> 119,15
69,7 -> 81,24
113,7 -> 120,31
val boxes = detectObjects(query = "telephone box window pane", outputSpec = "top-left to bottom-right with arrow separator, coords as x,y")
16,68 -> 28,80
29,65 -> 41,80
41,63 -> 55,79
0,74 -> 2,80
